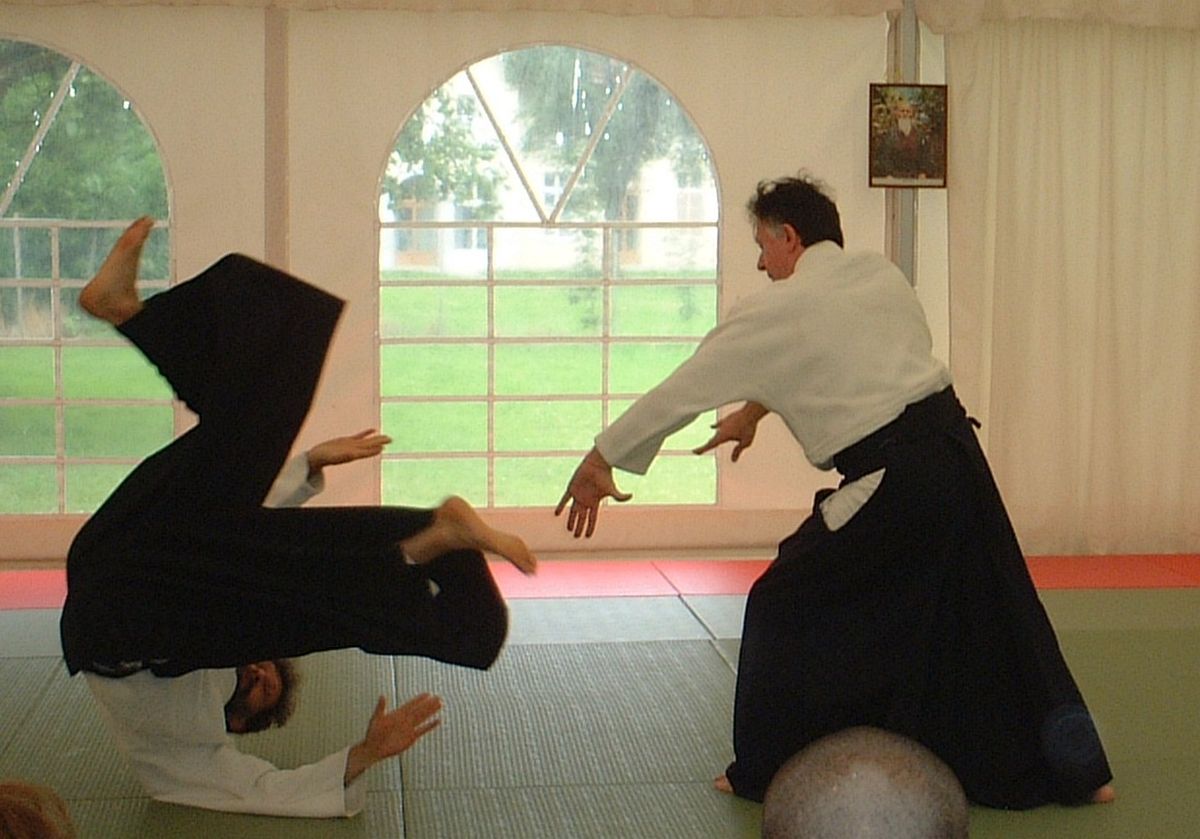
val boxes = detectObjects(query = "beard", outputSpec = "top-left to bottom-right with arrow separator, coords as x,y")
223,668 -> 256,730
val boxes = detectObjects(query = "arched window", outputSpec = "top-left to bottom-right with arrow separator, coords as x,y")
0,39 -> 170,515
378,45 -> 719,508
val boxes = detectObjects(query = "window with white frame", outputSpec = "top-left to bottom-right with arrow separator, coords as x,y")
378,45 -> 719,509
0,39 -> 170,515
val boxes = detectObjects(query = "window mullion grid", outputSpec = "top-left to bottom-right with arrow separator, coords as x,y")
0,63 -> 81,218
486,222 -> 497,508
376,49 -> 723,510
713,220 -> 722,506
50,223 -> 67,513
466,68 -> 548,224
601,224 -> 613,433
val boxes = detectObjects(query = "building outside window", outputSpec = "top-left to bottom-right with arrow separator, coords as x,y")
378,45 -> 720,509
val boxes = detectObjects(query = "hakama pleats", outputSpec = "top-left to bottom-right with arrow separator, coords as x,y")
61,254 -> 506,677
724,388 -> 1111,809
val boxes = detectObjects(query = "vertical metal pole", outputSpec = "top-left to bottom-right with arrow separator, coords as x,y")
886,0 -> 920,285
264,8 -> 289,268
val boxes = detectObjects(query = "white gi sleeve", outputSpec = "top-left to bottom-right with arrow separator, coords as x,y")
85,670 -> 367,818
595,309 -> 768,474
262,452 -> 325,508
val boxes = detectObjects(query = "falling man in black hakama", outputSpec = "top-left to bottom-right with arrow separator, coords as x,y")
58,217 -> 537,817
62,226 -> 533,678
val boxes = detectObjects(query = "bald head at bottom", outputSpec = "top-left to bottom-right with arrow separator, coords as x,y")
761,727 -> 968,839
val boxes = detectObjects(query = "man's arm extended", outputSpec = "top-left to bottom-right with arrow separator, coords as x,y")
263,429 -> 391,508
344,693 -> 443,785
692,402 -> 768,462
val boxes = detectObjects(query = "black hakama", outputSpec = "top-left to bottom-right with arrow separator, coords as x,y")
724,387 -> 1112,808
61,254 -> 506,678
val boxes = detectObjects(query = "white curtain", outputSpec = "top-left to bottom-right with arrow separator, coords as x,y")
945,17 -> 1200,553
918,0 -> 1200,32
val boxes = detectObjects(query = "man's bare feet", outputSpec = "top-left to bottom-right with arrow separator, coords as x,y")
402,496 -> 537,575
79,216 -> 154,325
713,774 -> 733,794
1091,784 -> 1116,804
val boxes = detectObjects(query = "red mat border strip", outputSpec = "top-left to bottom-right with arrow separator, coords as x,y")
2,555 -> 1199,609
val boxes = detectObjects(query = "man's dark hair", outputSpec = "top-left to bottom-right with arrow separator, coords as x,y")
762,726 -> 969,839
224,659 -> 300,734
747,174 -> 844,248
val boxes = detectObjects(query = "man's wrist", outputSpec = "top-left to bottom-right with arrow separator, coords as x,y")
344,741 -> 374,787
305,450 -> 325,480
584,447 -> 611,469
743,402 -> 769,422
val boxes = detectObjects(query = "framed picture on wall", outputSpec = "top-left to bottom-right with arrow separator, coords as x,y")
869,83 -> 947,188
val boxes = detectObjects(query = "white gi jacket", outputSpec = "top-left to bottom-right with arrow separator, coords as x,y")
595,242 -> 953,530
83,454 -> 368,818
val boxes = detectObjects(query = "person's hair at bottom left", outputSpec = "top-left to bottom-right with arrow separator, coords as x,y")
0,780 -> 76,839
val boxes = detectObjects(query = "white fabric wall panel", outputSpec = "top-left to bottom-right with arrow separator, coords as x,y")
0,5 -> 270,560
0,4 -> 269,272
286,10 -> 887,552
0,4 -> 886,558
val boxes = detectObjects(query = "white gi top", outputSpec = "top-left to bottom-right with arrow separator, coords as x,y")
83,454 -> 368,818
594,242 -> 952,527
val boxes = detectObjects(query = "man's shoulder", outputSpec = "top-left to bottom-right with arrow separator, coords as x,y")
801,242 -> 897,282
87,667 -> 236,745
85,668 -> 235,714
844,247 -> 901,274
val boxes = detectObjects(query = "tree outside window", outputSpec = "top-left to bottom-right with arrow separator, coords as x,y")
378,45 -> 719,508
0,39 -> 170,515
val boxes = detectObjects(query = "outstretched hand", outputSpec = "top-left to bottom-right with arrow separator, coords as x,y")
344,693 -> 442,786
308,429 -> 391,476
692,403 -> 768,462
554,448 -> 632,538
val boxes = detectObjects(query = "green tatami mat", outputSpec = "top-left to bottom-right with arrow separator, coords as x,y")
67,791 -> 404,839
712,637 -> 741,670
969,624 -> 1200,838
397,641 -> 735,791
0,658 -> 143,799
405,782 -> 762,839
1041,587 -> 1200,630
968,764 -> 1196,839
237,648 -> 403,792
507,596 -> 712,645
1,589 -> 1198,837
681,594 -> 748,639
0,656 -> 59,754
1062,628 -> 1200,766
0,608 -> 62,656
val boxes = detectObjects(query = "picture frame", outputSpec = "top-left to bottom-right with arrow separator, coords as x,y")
869,83 -> 947,188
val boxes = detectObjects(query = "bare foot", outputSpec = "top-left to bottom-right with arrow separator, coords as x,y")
79,216 -> 154,325
713,774 -> 733,794
403,496 -> 537,575
1091,784 -> 1116,804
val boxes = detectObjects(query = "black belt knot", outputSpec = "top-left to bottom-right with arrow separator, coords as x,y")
832,386 -> 967,481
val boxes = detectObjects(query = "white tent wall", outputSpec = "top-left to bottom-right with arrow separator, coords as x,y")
0,4 -> 273,561
286,9 -> 888,555
942,18 -> 1200,555
0,5 -> 270,278
0,4 -> 890,559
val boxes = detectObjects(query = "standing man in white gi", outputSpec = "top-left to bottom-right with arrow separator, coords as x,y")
556,174 -> 1115,809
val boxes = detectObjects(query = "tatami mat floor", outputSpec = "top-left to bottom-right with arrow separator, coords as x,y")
1,563 -> 1199,837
